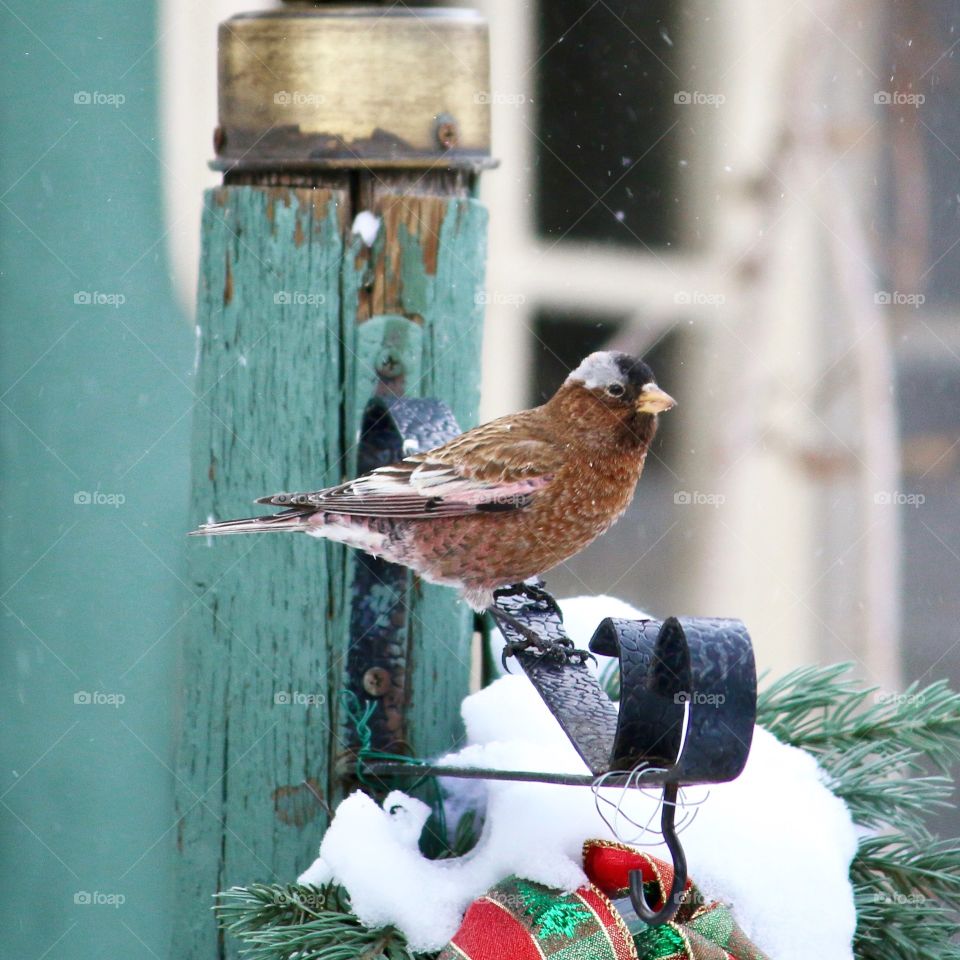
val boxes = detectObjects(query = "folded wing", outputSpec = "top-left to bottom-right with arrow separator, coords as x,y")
257,417 -> 561,520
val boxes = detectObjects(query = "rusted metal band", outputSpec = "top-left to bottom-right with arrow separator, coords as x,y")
215,6 -> 495,173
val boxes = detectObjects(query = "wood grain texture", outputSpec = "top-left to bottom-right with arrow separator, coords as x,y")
176,185 -> 487,958
176,187 -> 348,958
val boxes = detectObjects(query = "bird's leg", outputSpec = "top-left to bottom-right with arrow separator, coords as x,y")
513,579 -> 564,614
491,581 -> 570,647
486,602 -> 595,670
492,580 -> 564,619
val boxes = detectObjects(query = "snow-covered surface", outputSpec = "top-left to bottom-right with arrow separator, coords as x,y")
351,211 -> 381,247
301,596 -> 858,959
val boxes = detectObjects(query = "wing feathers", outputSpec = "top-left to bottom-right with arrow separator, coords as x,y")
254,410 -> 559,520
260,466 -> 549,519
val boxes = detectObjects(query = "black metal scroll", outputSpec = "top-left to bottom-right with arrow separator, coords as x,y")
590,615 -> 757,784
587,613 -> 756,924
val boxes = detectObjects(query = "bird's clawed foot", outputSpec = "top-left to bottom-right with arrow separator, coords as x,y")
499,636 -> 596,670
513,579 -> 561,611
487,585 -> 595,671
491,579 -> 563,617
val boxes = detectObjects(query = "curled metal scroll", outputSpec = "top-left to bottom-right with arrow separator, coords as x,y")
487,591 -> 757,925
590,615 -> 757,784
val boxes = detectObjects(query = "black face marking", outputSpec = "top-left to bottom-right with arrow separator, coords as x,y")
612,353 -> 655,391
566,351 -> 659,406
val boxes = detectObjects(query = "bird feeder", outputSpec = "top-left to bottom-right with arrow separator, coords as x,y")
353,398 -> 759,926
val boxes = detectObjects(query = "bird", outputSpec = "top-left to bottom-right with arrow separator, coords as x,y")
190,351 -> 674,660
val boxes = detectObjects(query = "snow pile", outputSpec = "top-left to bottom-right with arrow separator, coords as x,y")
301,596 -> 858,959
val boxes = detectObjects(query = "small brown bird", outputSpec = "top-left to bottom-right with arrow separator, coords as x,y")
191,352 -> 673,648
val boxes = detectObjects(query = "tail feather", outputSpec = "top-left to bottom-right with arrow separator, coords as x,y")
188,509 -> 312,537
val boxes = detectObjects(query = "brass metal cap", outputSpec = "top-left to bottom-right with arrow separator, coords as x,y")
214,6 -> 494,172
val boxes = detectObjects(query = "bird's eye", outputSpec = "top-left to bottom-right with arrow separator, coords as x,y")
605,383 -> 626,398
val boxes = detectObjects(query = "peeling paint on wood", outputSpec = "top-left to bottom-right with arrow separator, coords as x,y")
175,187 -> 348,958
176,184 -> 487,958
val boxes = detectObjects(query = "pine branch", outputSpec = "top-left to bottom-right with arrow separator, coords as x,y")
215,883 -> 430,960
821,742 -> 955,830
850,833 -> 960,960
853,885 -> 960,960
757,663 -> 960,960
851,834 -> 960,902
758,667 -> 960,772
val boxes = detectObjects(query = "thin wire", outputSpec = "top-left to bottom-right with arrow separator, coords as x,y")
342,689 -> 710,856
591,764 -> 710,847
341,690 -> 450,847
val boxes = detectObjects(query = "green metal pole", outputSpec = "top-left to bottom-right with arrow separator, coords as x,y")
175,5 -> 493,955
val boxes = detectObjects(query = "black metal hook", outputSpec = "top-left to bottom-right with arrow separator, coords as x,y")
628,782 -> 687,926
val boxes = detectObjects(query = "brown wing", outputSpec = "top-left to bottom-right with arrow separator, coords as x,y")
256,410 -> 563,519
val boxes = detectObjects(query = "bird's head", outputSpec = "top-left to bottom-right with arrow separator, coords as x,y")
551,351 -> 675,448
565,351 -> 675,414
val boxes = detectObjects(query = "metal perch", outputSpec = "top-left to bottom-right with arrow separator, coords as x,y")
350,397 -> 758,926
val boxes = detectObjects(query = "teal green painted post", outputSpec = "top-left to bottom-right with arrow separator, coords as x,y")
176,185 -> 488,956
0,3 -> 191,959
175,186 -> 349,955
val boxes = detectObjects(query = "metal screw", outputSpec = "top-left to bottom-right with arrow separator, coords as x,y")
435,113 -> 459,150
376,351 -> 403,379
363,667 -> 391,697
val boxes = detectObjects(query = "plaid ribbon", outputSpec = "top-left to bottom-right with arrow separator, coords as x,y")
438,840 -> 768,960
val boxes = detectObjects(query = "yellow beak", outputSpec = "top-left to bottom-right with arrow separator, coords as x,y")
636,384 -> 676,414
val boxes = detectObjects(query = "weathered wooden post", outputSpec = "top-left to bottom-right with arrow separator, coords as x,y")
175,3 -> 493,954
